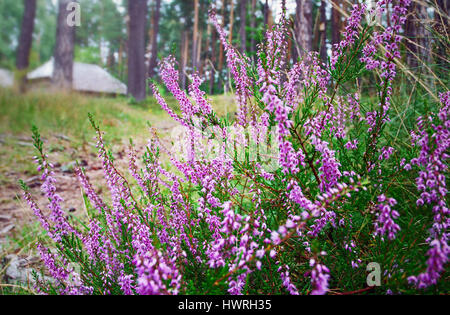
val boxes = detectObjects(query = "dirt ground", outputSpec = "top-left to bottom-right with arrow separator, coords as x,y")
0,145 -> 102,238
0,120 -> 177,250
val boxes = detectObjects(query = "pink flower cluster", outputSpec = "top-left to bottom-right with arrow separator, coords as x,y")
373,194 -> 400,240
408,92 -> 449,289
309,257 -> 330,295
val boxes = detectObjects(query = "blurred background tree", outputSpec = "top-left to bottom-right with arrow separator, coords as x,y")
0,0 -> 447,97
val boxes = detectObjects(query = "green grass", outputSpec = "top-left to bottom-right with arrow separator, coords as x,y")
0,88 -> 166,140
0,89 -> 156,182
0,88 -> 237,139
0,88 -> 237,181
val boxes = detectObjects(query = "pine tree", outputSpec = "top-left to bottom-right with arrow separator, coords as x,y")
264,0 -> 269,27
209,23 -> 217,94
295,0 -> 313,59
434,0 -> 449,71
148,0 -> 162,79
16,0 -> 37,71
318,0 -> 327,63
250,0 -> 257,58
192,0 -> 200,70
127,0 -> 148,101
331,0 -> 341,46
405,2 -> 431,70
53,0 -> 76,90
240,0 -> 247,54
16,0 -> 37,92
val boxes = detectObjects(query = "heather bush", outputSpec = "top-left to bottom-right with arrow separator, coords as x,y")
22,0 -> 448,295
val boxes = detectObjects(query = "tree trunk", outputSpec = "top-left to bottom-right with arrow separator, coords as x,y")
331,0 -> 341,46
205,22 -> 212,76
250,0 -> 257,59
53,0 -> 76,90
180,31 -> 189,91
16,0 -> 37,92
218,0 -> 227,91
209,25 -> 217,95
405,2 -> 430,70
264,0 -> 269,28
312,5 -> 320,52
107,50 -> 115,68
197,0 -> 205,75
240,0 -> 247,54
118,39 -> 124,80
148,0 -> 161,80
226,0 -> 235,92
319,0 -> 327,63
228,0 -> 235,45
197,30 -> 203,74
434,0 -> 449,70
295,0 -> 313,59
192,0 -> 199,70
127,0 -> 147,101
404,7 -> 417,68
416,4 -> 431,66
16,0 -> 37,71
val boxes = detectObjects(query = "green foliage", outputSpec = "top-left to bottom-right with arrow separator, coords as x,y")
0,0 -> 23,68
0,0 -> 56,70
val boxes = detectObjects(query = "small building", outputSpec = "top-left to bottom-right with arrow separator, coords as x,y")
0,69 -> 14,88
27,59 -> 127,96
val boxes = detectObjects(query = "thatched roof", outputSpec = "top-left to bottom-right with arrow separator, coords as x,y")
27,59 -> 127,95
0,69 -> 13,87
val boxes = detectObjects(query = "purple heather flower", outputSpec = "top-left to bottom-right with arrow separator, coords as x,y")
310,258 -> 330,295
408,92 -> 449,289
408,237 -> 449,289
373,194 -> 401,241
